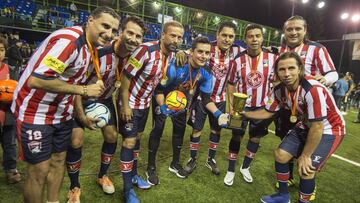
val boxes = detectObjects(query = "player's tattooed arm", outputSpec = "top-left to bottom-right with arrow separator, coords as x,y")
118,74 -> 133,122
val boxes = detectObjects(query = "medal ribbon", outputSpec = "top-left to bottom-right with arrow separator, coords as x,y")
115,55 -> 128,85
188,63 -> 201,91
85,34 -> 102,81
161,54 -> 170,80
246,51 -> 262,74
287,86 -> 301,118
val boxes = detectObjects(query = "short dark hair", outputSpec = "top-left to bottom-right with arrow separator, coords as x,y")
274,52 -> 305,81
91,6 -> 119,21
191,36 -> 211,50
283,15 -> 307,30
244,24 -> 263,38
163,21 -> 184,33
121,16 -> 147,34
0,37 -> 8,49
217,21 -> 237,33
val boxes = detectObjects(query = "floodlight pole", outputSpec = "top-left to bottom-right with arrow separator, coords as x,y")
338,34 -> 346,73
291,1 -> 295,16
161,0 -> 166,29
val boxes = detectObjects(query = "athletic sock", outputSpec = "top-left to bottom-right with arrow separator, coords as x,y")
227,139 -> 240,172
242,140 -> 259,169
66,146 -> 82,189
98,141 -> 117,178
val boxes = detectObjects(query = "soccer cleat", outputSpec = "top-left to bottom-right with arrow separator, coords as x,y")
132,175 -> 151,189
124,189 -> 140,203
224,171 -> 235,186
310,186 -> 317,201
5,169 -> 21,184
184,158 -> 197,174
260,192 -> 290,203
97,175 -> 115,194
205,158 -> 220,175
67,187 -> 81,203
146,167 -> 159,185
240,165 -> 253,183
168,163 -> 188,178
275,179 -> 295,189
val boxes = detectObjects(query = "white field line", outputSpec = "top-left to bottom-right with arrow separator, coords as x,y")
267,129 -> 360,167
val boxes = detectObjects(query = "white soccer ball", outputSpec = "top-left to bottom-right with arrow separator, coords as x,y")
84,103 -> 111,128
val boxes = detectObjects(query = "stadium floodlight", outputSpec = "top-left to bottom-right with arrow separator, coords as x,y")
232,20 -> 238,25
317,1 -> 325,9
196,12 -> 203,19
262,27 -> 267,33
302,0 -> 309,4
153,1 -> 161,10
214,16 -> 220,24
174,7 -> 182,13
352,14 -> 360,22
341,13 -> 349,20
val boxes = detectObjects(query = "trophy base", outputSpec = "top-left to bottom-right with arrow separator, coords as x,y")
227,115 -> 243,129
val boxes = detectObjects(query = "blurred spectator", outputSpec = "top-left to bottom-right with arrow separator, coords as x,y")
344,72 -> 354,112
0,37 -> 21,184
64,17 -> 74,27
7,39 -> 23,81
333,73 -> 349,112
21,42 -> 32,61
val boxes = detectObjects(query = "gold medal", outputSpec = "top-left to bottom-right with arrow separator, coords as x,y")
189,89 -> 194,95
115,81 -> 121,88
290,115 -> 297,123
96,80 -> 104,86
160,77 -> 168,86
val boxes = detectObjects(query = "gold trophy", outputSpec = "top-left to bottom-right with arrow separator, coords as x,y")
228,93 -> 248,129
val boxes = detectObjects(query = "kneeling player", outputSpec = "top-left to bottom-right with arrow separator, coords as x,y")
243,52 -> 345,203
146,36 -> 228,184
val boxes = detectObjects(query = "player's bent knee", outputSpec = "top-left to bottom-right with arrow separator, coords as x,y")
71,128 -> 85,148
274,148 -> 293,164
50,152 -> 66,166
122,138 -> 136,148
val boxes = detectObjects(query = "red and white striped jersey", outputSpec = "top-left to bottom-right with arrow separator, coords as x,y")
11,26 -> 91,125
82,45 -> 119,101
123,41 -> 175,109
279,40 -> 336,77
266,77 -> 345,136
208,42 -> 245,102
229,51 -> 276,107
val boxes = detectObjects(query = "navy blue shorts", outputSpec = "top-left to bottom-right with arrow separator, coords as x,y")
16,119 -> 73,164
232,107 -> 273,138
279,127 -> 344,171
73,98 -> 116,129
118,108 -> 149,138
187,99 -> 226,132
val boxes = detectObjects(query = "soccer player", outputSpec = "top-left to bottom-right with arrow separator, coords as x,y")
0,37 -> 21,184
224,24 -> 276,186
66,16 -> 146,203
183,21 -> 244,176
242,52 -> 345,203
275,15 -> 339,195
117,21 -> 184,203
11,7 -> 119,203
146,36 -> 229,185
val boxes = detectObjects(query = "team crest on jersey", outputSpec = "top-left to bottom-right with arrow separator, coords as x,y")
28,141 -> 42,154
246,71 -> 264,88
212,63 -> 228,79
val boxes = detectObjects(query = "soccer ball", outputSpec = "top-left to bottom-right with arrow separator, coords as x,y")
84,103 -> 111,128
165,90 -> 187,111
